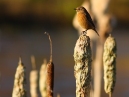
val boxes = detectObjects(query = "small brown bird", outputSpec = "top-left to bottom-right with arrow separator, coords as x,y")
75,6 -> 99,36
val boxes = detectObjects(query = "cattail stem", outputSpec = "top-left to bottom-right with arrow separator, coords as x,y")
57,94 -> 60,97
31,55 -> 36,70
44,32 -> 52,62
12,57 -> 27,97
103,35 -> 117,96
39,59 -> 47,97
109,92 -> 112,97
30,55 -> 38,97
45,32 -> 54,97
74,33 -> 92,97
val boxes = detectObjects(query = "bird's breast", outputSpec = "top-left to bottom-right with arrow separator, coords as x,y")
77,12 -> 88,29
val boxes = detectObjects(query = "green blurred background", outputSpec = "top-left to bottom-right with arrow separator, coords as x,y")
0,0 -> 129,97
0,0 -> 129,29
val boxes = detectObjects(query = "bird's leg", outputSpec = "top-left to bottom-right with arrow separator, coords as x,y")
85,30 -> 88,34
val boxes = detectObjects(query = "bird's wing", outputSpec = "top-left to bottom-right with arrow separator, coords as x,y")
84,10 -> 95,28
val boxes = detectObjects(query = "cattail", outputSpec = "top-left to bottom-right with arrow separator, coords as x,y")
12,57 -> 27,97
103,34 -> 117,97
57,94 -> 60,97
44,32 -> 54,97
46,61 -> 54,97
30,55 -> 38,97
39,59 -> 47,97
73,33 -> 92,97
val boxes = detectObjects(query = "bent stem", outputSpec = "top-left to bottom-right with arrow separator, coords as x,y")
44,32 -> 52,62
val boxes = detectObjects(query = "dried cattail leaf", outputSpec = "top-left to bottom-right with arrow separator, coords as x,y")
74,33 -> 92,97
103,35 -> 117,95
39,59 -> 47,97
12,58 -> 27,97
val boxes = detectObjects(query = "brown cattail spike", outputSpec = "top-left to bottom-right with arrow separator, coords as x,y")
44,32 -> 52,62
45,32 -> 54,97
46,61 -> 54,97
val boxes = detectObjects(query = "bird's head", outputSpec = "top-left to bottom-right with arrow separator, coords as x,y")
74,6 -> 86,13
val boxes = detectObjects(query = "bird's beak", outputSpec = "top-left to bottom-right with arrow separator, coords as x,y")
74,8 -> 77,10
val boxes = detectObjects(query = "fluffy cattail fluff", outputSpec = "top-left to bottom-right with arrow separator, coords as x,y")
103,34 -> 117,97
45,32 -> 54,97
39,59 -> 47,97
30,55 -> 38,97
73,33 -> 92,97
12,57 -> 27,97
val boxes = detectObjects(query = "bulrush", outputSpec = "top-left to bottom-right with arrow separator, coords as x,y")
103,35 -> 117,97
45,32 -> 54,97
12,57 -> 27,97
39,59 -> 47,97
74,33 -> 92,97
30,55 -> 38,97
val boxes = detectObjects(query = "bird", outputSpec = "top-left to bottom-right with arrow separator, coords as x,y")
74,6 -> 99,36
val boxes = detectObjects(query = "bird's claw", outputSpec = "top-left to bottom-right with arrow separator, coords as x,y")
81,30 -> 87,35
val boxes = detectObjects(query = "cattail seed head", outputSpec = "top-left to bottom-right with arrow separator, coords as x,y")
39,59 -> 47,97
30,70 -> 38,97
12,58 -> 27,97
74,33 -> 92,97
103,35 -> 117,95
30,55 -> 39,97
46,61 -> 54,97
